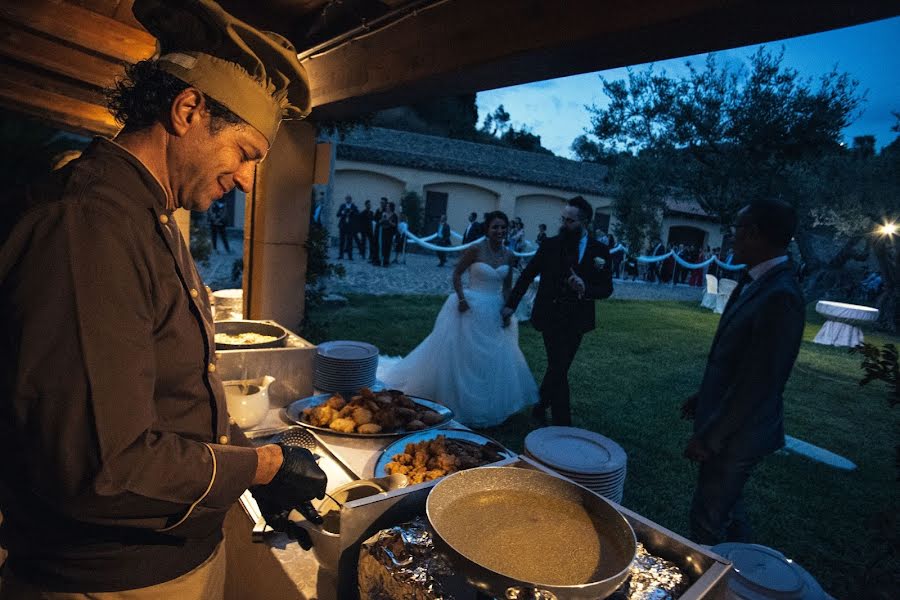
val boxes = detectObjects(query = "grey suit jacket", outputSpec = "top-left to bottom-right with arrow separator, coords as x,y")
694,262 -> 805,458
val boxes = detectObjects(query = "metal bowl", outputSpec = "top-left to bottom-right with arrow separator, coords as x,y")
426,467 -> 636,599
214,320 -> 288,350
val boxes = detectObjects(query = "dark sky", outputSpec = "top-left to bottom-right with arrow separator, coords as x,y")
477,16 -> 900,157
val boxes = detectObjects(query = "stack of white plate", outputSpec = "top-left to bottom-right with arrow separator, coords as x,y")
524,427 -> 627,504
313,340 -> 379,393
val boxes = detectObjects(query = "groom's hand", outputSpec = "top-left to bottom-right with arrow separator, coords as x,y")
567,268 -> 585,298
501,306 -> 514,327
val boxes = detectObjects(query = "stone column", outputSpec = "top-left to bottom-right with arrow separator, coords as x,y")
243,120 -> 316,330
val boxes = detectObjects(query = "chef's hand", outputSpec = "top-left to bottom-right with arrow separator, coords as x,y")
250,486 -> 315,548
680,393 -> 698,420
683,436 -> 712,463
500,306 -> 515,328
567,268 -> 585,298
270,445 -> 327,503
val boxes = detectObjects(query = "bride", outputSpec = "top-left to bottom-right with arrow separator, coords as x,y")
382,211 -> 538,427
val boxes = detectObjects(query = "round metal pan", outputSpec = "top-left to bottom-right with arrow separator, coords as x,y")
214,320 -> 288,350
426,467 -> 636,600
373,429 -> 517,478
282,393 -> 454,438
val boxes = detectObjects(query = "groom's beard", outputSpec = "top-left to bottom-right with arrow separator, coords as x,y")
559,226 -> 582,250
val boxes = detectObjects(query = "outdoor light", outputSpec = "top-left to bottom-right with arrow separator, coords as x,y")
877,222 -> 898,237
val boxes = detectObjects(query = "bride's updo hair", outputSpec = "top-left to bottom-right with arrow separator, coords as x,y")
484,210 -> 510,229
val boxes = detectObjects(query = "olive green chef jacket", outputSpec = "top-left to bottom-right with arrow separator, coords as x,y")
0,138 -> 257,592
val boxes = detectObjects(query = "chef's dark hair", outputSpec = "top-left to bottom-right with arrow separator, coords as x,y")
484,211 -> 509,229
567,195 -> 593,224
107,59 -> 243,134
741,200 -> 798,248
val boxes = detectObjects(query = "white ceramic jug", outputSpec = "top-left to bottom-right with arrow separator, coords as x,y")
223,375 -> 274,428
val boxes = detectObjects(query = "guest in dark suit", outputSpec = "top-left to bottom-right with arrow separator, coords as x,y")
435,215 -> 451,266
462,212 -> 483,244
371,197 -> 388,265
682,199 -> 804,545
336,195 -> 358,260
503,196 -> 613,426
379,202 -> 399,268
536,223 -> 548,246
356,199 -> 375,259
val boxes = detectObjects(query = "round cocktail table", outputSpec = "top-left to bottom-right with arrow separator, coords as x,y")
813,300 -> 879,347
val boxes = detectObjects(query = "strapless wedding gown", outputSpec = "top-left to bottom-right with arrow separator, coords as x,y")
382,262 -> 538,427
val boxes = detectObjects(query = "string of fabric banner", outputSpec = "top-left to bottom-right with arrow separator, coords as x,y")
398,225 -> 745,270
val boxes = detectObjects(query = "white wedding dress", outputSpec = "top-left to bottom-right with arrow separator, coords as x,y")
381,262 -> 538,427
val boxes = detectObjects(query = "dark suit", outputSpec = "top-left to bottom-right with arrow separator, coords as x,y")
435,223 -> 451,265
356,208 -> 374,258
336,202 -> 358,259
688,260 -> 804,544
506,234 -> 613,425
462,221 -> 483,244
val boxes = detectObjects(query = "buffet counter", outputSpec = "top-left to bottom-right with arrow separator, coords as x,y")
222,408 -> 732,600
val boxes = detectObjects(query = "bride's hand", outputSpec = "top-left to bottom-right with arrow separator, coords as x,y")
457,297 -> 470,313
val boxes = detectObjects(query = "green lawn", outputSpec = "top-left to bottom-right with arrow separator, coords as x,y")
305,296 -> 898,597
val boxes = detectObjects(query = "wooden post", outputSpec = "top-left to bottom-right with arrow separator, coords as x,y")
243,120 -> 316,330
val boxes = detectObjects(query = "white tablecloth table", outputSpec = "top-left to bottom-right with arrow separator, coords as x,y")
813,300 -> 879,347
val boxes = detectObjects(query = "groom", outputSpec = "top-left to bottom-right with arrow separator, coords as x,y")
502,196 -> 613,425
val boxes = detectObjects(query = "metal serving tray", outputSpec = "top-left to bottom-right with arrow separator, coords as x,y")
316,453 -> 731,600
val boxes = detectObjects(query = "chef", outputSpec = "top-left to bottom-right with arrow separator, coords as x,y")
0,1 -> 323,598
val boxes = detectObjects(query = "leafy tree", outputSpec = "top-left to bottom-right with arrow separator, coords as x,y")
576,47 -> 900,327
583,47 -> 864,227
479,104 -> 511,137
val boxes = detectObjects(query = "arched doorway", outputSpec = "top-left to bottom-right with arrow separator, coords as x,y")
666,225 -> 707,248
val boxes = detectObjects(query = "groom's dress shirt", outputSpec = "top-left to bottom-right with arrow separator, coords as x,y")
578,231 -> 588,263
739,255 -> 789,297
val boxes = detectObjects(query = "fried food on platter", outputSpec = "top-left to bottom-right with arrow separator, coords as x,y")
329,418 -> 357,433
384,436 -> 505,484
298,388 -> 447,434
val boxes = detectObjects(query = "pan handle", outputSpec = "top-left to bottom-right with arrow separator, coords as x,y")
504,587 -> 558,600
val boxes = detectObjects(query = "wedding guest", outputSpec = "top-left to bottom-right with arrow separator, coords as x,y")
435,214 -> 451,266
371,197 -> 388,266
682,199 -> 804,545
356,199 -> 375,259
462,212 -> 483,243
336,195 -> 358,260
379,202 -> 398,267
649,238 -> 666,282
536,223 -> 548,246
208,196 -> 231,253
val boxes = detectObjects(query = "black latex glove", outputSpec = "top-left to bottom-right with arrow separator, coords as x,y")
251,445 -> 327,528
270,445 -> 328,503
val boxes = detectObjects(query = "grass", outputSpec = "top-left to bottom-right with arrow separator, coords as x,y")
305,296 -> 899,597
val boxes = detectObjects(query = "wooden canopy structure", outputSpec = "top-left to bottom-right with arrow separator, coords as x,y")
1,0 -> 898,325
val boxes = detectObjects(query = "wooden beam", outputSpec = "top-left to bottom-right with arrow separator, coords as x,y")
0,22 -> 126,90
301,0 -> 900,119
0,0 -> 156,64
0,70 -> 118,136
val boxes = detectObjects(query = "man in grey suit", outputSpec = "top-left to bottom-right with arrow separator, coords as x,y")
682,199 -> 805,545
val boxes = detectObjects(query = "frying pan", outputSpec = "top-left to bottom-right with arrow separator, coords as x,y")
214,320 -> 288,350
426,467 -> 636,599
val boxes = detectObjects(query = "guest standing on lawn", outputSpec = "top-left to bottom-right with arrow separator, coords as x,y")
681,199 -> 804,545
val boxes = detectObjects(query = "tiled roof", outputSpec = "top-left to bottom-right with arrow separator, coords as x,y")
664,197 -> 710,217
335,126 -> 611,195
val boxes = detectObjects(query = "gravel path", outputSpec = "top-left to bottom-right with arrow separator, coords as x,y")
198,241 -> 704,303
326,252 -> 704,302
